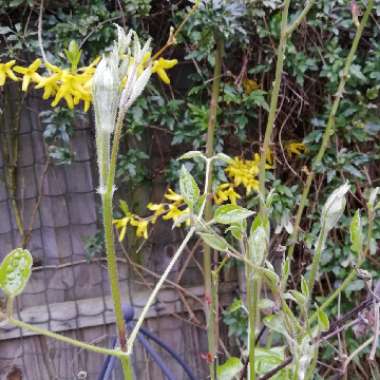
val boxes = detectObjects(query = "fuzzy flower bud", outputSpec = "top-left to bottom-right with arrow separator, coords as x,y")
92,52 -> 120,134
321,182 -> 350,232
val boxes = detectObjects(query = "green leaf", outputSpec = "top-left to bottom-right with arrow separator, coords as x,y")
119,199 -> 130,215
178,151 -> 206,161
217,357 -> 243,380
254,347 -> 286,376
263,315 -> 286,336
350,210 -> 363,255
179,165 -> 200,209
213,153 -> 232,164
226,220 -> 246,240
301,276 -> 309,298
317,308 -> 330,332
258,267 -> 279,289
0,248 -> 33,297
214,204 -> 254,225
287,290 -> 306,307
281,257 -> 290,281
198,232 -> 228,252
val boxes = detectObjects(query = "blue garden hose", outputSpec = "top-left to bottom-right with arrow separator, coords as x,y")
98,306 -> 197,380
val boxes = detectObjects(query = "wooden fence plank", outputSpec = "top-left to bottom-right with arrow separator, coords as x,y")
0,283 -> 236,341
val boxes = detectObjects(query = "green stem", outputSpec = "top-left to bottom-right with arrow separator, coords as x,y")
8,317 -> 129,359
101,109 -> 134,380
258,0 -> 290,213
285,0 -> 374,279
247,274 -> 260,380
203,35 -> 224,379
286,0 -> 316,35
307,226 -> 326,300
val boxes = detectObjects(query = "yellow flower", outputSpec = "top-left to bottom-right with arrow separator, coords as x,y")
147,202 -> 166,223
113,216 -> 132,242
51,70 -> 89,109
14,58 -> 42,92
214,183 -> 241,205
225,156 -> 260,195
163,204 -> 190,225
137,52 -> 152,76
285,141 -> 306,157
130,217 -> 149,239
164,188 -> 184,202
35,73 -> 60,99
0,60 -> 19,86
36,60 -> 96,111
152,58 -> 178,85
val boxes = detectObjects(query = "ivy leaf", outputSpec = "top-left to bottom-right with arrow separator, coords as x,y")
179,165 -> 200,209
198,232 -> 228,252
350,210 -> 363,255
217,357 -> 243,380
0,248 -> 33,297
214,204 -> 254,225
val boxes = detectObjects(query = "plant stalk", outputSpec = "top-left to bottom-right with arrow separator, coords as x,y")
285,0 -> 374,280
203,35 -> 224,379
101,109 -> 134,380
258,0 -> 290,213
7,317 -> 129,359
247,273 -> 260,380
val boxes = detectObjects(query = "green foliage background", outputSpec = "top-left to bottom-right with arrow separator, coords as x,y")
1,0 -> 380,371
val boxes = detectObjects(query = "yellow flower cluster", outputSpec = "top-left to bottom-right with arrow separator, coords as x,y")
0,55 -> 178,111
225,154 -> 262,195
113,201 -> 150,241
213,183 -> 241,205
113,189 -> 190,241
114,151 -> 276,240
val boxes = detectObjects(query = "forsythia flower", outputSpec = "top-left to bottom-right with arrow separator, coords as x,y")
162,204 -> 190,224
164,188 -> 184,202
14,59 -> 42,92
130,218 -> 149,239
113,214 -> 133,242
0,60 -> 19,86
225,153 -> 272,195
214,183 -> 241,205
162,188 -> 190,225
152,58 -> 178,84
285,141 -> 306,157
147,203 -> 166,223
225,155 -> 260,194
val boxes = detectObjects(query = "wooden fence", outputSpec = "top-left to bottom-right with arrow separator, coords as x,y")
0,90 -> 236,379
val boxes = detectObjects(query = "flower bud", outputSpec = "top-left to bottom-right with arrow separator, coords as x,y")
92,52 -> 120,134
321,182 -> 350,232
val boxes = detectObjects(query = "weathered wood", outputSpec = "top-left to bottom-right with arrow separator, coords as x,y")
0,283 -> 236,341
